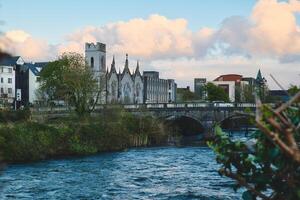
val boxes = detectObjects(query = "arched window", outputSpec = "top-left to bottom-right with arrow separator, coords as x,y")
91,57 -> 94,68
101,56 -> 105,69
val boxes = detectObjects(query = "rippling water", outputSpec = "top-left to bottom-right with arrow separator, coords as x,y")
0,147 -> 242,200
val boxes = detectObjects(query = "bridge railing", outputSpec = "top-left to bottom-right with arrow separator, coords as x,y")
31,103 -> 257,113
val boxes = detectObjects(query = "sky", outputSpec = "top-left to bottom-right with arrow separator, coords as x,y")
0,0 -> 299,89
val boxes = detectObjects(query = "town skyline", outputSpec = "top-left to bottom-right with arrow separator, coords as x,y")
0,0 -> 300,89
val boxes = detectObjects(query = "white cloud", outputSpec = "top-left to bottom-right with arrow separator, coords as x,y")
0,30 -> 54,61
0,0 -> 300,88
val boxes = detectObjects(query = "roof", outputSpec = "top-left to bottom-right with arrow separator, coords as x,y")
269,90 -> 289,96
25,62 -> 48,76
0,56 -> 22,66
214,74 -> 243,82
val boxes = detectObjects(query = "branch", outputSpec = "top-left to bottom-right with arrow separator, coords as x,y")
255,91 -> 300,164
220,169 -> 271,200
275,91 -> 300,113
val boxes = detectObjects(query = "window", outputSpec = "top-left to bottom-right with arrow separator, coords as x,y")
0,88 -> 3,93
8,78 -> 12,83
8,68 -> 12,73
36,77 -> 41,82
0,78 -> 3,83
0,67 -> 3,72
90,57 -> 94,68
8,88 -> 12,94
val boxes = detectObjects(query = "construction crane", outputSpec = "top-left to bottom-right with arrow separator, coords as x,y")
269,74 -> 290,97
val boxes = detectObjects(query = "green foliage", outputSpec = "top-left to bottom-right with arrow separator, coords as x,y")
0,108 -> 31,122
176,88 -> 201,102
242,85 -> 255,103
288,85 -> 300,96
209,102 -> 300,199
205,82 -> 230,102
39,52 -> 99,117
0,109 -> 167,163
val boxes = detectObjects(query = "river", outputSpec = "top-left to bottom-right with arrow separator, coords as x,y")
0,146 -> 243,200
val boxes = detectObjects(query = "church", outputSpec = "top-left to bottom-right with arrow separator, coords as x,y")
85,42 -> 177,104
85,42 -> 144,104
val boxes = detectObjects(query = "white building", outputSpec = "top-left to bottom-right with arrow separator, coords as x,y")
85,42 -> 106,103
211,81 -> 236,102
0,56 -> 24,105
25,62 -> 48,104
0,55 -> 46,108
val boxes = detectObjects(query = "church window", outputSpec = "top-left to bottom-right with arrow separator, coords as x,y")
101,56 -> 105,69
91,57 -> 94,68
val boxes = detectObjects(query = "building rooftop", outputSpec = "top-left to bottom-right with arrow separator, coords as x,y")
0,56 -> 23,66
25,62 -> 48,76
214,74 -> 243,82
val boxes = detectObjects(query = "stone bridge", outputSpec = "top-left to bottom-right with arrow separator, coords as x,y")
32,102 -> 256,137
125,103 -> 256,137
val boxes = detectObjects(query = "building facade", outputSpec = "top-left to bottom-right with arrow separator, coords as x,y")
143,71 -> 176,103
211,72 -> 263,102
0,56 -> 22,105
105,55 -> 144,104
85,42 -> 107,103
0,56 -> 46,108
194,78 -> 206,99
85,42 -> 177,104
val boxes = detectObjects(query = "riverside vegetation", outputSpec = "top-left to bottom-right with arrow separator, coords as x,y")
209,91 -> 300,200
0,52 -> 174,164
0,107 -> 170,163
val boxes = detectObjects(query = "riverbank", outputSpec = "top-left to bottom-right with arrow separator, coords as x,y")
0,108 -> 175,164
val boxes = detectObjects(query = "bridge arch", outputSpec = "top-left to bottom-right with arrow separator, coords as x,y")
218,113 -> 254,131
161,114 -> 205,136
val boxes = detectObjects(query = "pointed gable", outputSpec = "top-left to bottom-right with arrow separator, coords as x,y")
108,56 -> 117,79
121,54 -> 133,81
256,69 -> 265,84
134,60 -> 142,78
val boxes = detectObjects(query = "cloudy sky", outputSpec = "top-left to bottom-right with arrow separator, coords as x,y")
0,0 -> 300,89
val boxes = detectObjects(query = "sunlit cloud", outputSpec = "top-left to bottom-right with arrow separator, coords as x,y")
0,0 -> 299,88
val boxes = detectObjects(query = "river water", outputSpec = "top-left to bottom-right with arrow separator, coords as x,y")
0,146 -> 242,200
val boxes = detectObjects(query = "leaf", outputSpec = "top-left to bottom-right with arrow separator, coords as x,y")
242,191 -> 254,200
268,147 -> 280,159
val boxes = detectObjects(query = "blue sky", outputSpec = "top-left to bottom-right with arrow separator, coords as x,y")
0,0 -> 256,43
0,0 -> 299,89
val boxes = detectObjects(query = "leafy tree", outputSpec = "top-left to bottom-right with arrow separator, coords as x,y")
288,85 -> 300,96
209,92 -> 300,200
205,82 -> 230,102
176,88 -> 201,102
242,84 -> 255,103
39,53 -> 100,117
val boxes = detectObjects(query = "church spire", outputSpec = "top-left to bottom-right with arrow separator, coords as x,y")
135,60 -> 141,77
125,54 -> 129,69
110,55 -> 116,73
256,69 -> 265,85
122,53 -> 131,75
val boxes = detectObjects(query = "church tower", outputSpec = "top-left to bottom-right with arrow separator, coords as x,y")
85,42 -> 107,102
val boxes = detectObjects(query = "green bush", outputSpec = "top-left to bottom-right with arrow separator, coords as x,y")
0,109 -> 167,163
0,109 -> 31,122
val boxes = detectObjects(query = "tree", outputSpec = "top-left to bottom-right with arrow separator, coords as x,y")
39,53 -> 100,117
205,82 -> 230,102
176,88 -> 201,102
288,85 -> 300,96
209,92 -> 300,200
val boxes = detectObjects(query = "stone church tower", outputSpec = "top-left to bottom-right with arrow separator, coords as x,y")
85,42 -> 106,102
85,42 -> 144,104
